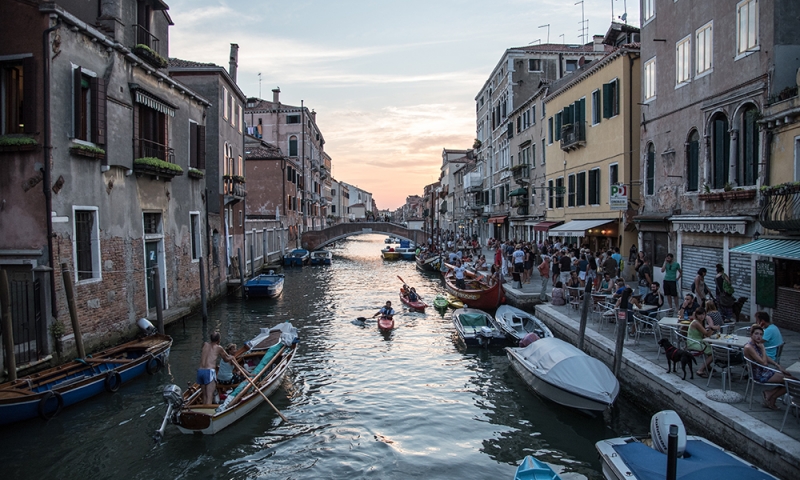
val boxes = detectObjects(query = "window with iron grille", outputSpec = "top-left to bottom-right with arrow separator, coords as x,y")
74,209 -> 100,281
143,212 -> 162,235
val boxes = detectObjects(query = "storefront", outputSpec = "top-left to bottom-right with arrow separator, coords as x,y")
547,219 -> 618,252
488,215 -> 508,241
533,221 -> 562,244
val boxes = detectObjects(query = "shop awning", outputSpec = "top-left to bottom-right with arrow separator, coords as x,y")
730,239 -> 800,261
533,221 -> 563,232
488,215 -> 507,224
509,188 -> 528,197
548,219 -> 615,237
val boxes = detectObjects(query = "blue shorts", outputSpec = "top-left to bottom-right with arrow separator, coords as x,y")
197,368 -> 216,385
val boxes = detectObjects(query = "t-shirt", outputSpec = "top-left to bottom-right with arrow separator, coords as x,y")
663,261 -> 681,282
763,324 -> 784,361
638,265 -> 652,286
603,257 -> 618,275
560,256 -> 572,272
611,253 -> 622,265
578,260 -> 588,273
513,249 -> 525,264
454,265 -> 466,280
218,359 -> 234,382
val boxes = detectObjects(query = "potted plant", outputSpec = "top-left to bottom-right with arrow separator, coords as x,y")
188,167 -> 204,179
132,44 -> 168,69
0,135 -> 38,152
133,157 -> 184,179
69,143 -> 106,159
49,320 -> 66,356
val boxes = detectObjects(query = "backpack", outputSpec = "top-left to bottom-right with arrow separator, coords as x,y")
722,274 -> 734,295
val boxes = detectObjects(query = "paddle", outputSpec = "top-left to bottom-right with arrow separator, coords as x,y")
233,361 -> 290,424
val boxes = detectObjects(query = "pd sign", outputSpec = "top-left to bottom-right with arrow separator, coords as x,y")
610,183 -> 627,210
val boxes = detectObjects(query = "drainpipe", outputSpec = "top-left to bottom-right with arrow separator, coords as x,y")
627,51 -> 636,250
43,16 -> 61,318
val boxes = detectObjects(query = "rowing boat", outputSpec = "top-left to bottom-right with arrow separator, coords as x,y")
442,262 -> 504,310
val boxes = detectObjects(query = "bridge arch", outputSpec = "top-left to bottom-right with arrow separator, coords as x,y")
301,222 -> 427,250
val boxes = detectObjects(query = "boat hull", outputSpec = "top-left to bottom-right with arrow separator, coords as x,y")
399,293 -> 427,312
381,250 -> 401,260
415,254 -> 442,272
378,316 -> 395,331
443,271 -> 503,310
244,274 -> 285,298
309,250 -> 332,265
495,305 -> 553,343
283,249 -> 310,266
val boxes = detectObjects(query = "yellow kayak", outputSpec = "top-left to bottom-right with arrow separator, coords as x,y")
447,294 -> 464,309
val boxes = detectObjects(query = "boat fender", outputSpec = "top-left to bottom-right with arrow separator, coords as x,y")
145,355 -> 161,375
38,391 -> 64,420
104,371 -> 122,393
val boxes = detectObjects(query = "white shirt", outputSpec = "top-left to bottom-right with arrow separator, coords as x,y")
455,265 -> 466,280
513,249 -> 525,264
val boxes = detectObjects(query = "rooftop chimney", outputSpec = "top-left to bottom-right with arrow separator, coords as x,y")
229,43 -> 239,83
593,35 -> 605,52
272,87 -> 281,103
311,109 -> 316,122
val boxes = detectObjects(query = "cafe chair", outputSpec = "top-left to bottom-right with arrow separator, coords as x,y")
594,302 -> 616,330
707,345 -> 744,390
656,324 -> 678,355
780,378 -> 800,432
567,287 -> 583,310
633,313 -> 656,346
765,343 -> 785,364
743,358 -> 784,410
672,330 -> 707,361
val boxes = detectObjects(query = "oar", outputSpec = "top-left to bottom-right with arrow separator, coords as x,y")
233,361 -> 290,424
397,275 -> 406,285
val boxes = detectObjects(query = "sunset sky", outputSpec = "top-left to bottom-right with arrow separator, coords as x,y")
168,0 -> 640,210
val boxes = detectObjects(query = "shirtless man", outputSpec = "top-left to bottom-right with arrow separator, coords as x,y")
198,332 -> 238,405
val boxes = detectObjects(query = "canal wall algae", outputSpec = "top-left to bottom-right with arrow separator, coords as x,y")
535,303 -> 800,480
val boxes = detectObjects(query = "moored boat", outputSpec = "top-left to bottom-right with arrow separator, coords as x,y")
452,307 -> 507,348
515,456 -> 562,480
415,253 -> 442,272
442,263 -> 503,310
0,327 -> 172,425
309,249 -> 333,265
506,337 -> 619,414
447,294 -> 464,309
381,247 -> 401,260
595,410 -> 777,480
244,271 -> 285,298
283,248 -> 310,266
495,305 -> 553,344
157,322 -> 298,437
396,247 -> 416,260
433,294 -> 449,311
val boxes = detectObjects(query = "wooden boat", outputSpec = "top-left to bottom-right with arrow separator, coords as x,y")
283,248 -> 310,266
515,456 -> 562,480
309,250 -> 332,265
495,305 -> 553,344
244,272 -> 284,298
506,337 -> 619,414
595,410 -> 777,480
415,253 -> 442,273
0,333 -> 172,425
162,323 -> 297,436
452,307 -> 507,348
377,315 -> 395,331
442,263 -> 503,310
381,247 -> 401,260
399,289 -> 427,312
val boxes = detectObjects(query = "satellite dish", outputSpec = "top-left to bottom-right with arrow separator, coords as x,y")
578,56 -> 586,67
621,12 -> 628,22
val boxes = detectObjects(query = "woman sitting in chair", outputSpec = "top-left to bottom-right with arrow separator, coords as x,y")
566,271 -> 581,289
551,281 -> 567,306
744,324 -> 794,410
686,309 -> 716,378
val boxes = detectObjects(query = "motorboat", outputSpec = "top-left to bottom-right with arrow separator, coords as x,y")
243,271 -> 284,298
506,337 -> 619,414
283,248 -> 310,266
595,410 -> 777,480
309,250 -> 332,265
452,307 -> 507,348
495,305 -> 553,344
381,247 -> 401,260
384,236 -> 400,244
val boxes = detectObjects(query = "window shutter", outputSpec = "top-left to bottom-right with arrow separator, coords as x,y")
22,56 -> 37,134
197,125 -> 206,169
91,76 -> 106,146
73,67 -> 82,138
555,113 -> 562,140
577,98 -> 585,125
189,123 -> 198,168
133,105 -> 140,159
602,83 -> 612,118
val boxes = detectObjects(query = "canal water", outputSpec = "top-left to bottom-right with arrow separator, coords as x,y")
3,235 -> 651,479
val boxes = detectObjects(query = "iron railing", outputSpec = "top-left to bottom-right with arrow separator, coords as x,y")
759,188 -> 800,231
138,138 -> 174,163
134,24 -> 160,51
224,177 -> 247,198
560,122 -> 586,151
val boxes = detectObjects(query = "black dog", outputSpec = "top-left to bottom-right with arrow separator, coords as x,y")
732,296 -> 748,321
658,339 -> 697,380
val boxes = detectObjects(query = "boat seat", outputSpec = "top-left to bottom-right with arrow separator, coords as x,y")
510,316 -> 524,326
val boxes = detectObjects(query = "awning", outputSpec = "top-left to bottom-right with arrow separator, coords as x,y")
509,188 -> 528,197
488,215 -> 507,224
130,84 -> 177,117
548,219 -> 615,237
730,239 -> 800,261
534,221 -> 563,232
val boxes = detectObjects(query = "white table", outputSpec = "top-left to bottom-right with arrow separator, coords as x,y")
634,304 -> 658,313
704,334 -> 749,349
659,317 -> 690,328
785,361 -> 800,378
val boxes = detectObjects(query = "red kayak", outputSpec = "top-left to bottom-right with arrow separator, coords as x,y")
399,289 -> 427,312
378,315 -> 395,331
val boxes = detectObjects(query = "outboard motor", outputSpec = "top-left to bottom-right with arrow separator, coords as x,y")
650,410 -> 687,456
137,318 -> 157,336
153,384 -> 183,443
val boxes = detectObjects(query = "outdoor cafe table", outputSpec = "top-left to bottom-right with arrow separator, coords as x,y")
659,317 -> 688,328
703,334 -> 749,349
633,304 -> 658,313
786,361 -> 800,378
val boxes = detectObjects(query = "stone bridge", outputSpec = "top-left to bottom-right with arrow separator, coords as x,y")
301,222 -> 426,251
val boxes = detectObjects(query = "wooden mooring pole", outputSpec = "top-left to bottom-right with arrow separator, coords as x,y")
61,262 -> 86,358
199,261 -> 208,322
0,269 -> 17,381
577,281 -> 592,350
237,248 -> 244,298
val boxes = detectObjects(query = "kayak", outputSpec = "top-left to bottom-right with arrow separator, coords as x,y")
433,294 -> 449,310
400,289 -> 427,312
447,294 -> 464,309
515,456 -> 561,480
378,315 -> 394,331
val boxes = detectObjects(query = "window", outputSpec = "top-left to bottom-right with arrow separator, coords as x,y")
737,0 -> 759,55
189,122 -> 206,169
567,174 -> 575,207
576,171 -> 586,206
516,116 -> 522,132
740,106 -> 759,186
609,163 -> 619,185
528,59 -> 542,71
644,58 -> 657,100
231,99 -> 237,129
289,135 -> 298,156
222,87 -> 229,120
286,114 -> 300,124
143,212 -> 162,235
687,129 -> 700,191
531,143 -> 536,165
547,117 -> 553,144
74,208 -> 100,282
588,168 -> 600,205
592,89 -> 601,125
603,79 -> 619,118
555,177 -> 564,208
696,23 -> 713,75
565,60 -> 578,73
541,141 -> 546,165
646,143 -> 655,195
548,179 -> 554,209
676,37 -> 690,85
72,67 -> 106,144
1,57 -> 36,134
190,212 -> 201,261
542,103 -> 546,119
643,0 -> 654,22
554,112 -> 562,141
711,113 -> 730,189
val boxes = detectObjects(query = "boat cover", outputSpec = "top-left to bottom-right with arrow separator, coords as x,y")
515,337 -> 618,405
611,439 -> 774,480
459,313 -> 488,327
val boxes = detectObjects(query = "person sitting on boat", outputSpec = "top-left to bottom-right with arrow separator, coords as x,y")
408,288 -> 419,302
374,301 -> 396,318
199,332 -> 239,405
217,344 -> 244,385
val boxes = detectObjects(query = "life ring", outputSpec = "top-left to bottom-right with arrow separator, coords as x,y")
104,371 -> 122,393
38,391 -> 64,420
145,355 -> 162,375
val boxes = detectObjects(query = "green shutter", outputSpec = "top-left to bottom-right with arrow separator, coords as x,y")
555,113 -> 562,140
688,138 -> 699,191
577,98 -> 586,125
602,83 -> 612,118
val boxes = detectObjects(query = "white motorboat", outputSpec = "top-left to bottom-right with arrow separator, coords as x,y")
495,305 -> 553,344
505,337 -> 619,414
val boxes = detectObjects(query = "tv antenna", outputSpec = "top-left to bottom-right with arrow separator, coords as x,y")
528,39 -> 541,46
575,1 -> 587,45
538,24 -> 550,44
258,72 -> 262,98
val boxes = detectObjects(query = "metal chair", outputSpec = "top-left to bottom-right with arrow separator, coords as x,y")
567,287 -> 583,309
633,313 -> 656,346
594,302 -> 616,330
765,342 -> 785,364
656,324 -> 678,355
743,357 -> 784,409
707,345 -> 744,390
672,330 -> 707,361
780,378 -> 800,432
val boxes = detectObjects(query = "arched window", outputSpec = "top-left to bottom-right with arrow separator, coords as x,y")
289,135 -> 298,157
646,143 -> 655,195
711,113 -> 729,189
739,105 -> 759,186
687,130 -> 700,191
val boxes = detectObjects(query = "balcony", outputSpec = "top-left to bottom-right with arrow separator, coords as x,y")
560,122 -> 586,151
132,26 -> 166,69
516,206 -> 529,215
468,200 -> 485,211
759,184 -> 800,231
224,176 -> 246,203
138,138 -> 174,162
511,164 -> 530,184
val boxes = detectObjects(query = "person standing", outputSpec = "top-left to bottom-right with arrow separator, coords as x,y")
661,253 -> 682,311
538,255 -> 550,301
559,251 -> 572,286
637,257 -> 652,297
715,263 -> 736,320
512,244 -> 525,288
454,261 -> 467,289
693,268 -> 710,304
603,250 -> 618,279
198,332 -> 239,405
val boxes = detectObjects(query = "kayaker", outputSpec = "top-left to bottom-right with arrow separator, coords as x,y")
374,301 -> 396,318
408,288 -> 419,302
198,332 -> 239,405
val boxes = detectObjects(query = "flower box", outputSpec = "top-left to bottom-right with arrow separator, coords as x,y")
0,135 -> 38,153
69,145 -> 106,160
132,44 -> 168,69
133,157 -> 183,180
724,189 -> 756,201
699,193 -> 724,202
188,168 -> 205,179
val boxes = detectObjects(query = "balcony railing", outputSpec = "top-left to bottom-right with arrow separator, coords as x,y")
759,185 -> 800,231
224,177 -> 247,199
138,138 -> 174,163
511,164 -> 530,183
560,122 -> 586,151
468,201 -> 485,211
134,25 -> 160,52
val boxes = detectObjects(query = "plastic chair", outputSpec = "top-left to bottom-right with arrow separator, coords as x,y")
780,378 -> 800,432
707,345 -> 744,390
743,357 -> 784,409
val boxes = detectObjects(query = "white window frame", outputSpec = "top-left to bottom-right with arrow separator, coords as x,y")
696,22 -> 713,77
642,0 -> 655,24
190,211 -> 202,262
644,58 -> 657,101
222,87 -> 229,120
72,206 -> 102,284
675,36 -> 691,87
591,89 -> 601,125
736,0 -> 759,58
528,58 -> 542,72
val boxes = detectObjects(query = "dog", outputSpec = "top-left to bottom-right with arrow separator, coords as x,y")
732,296 -> 748,321
658,338 -> 697,380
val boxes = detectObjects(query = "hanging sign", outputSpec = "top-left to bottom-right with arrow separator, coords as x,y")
610,183 -> 628,211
